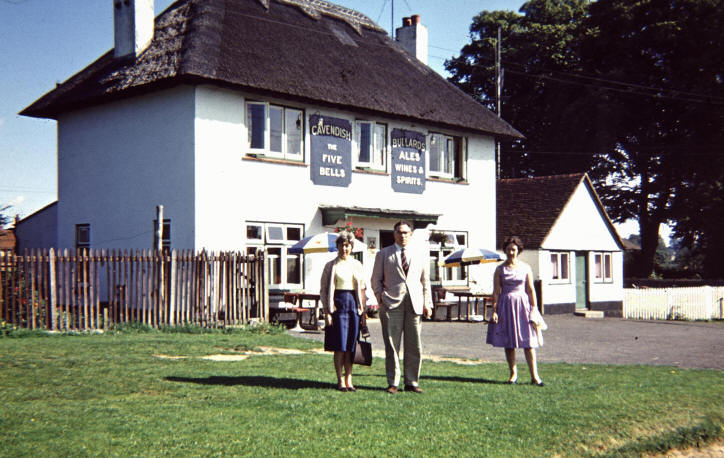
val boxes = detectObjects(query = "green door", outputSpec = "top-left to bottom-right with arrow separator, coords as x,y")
575,252 -> 588,310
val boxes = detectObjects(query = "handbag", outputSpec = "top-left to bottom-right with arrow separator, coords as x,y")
354,338 -> 373,366
529,306 -> 547,345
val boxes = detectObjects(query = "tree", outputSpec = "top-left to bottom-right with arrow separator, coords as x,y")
446,0 -> 594,177
582,0 -> 724,277
0,205 -> 12,229
446,0 -> 724,278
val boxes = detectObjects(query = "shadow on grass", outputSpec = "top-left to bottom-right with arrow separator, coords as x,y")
165,375 -> 332,390
423,375 -> 508,385
165,374 -> 395,392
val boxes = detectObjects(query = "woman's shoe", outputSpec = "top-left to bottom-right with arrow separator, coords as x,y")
531,380 -> 545,387
506,379 -> 517,385
337,386 -> 348,392
347,386 -> 357,392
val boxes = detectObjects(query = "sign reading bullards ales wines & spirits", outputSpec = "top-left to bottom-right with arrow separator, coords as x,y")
310,115 -> 352,187
391,128 -> 426,194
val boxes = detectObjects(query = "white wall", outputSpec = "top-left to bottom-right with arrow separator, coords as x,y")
533,181 -> 623,306
192,86 -> 498,290
542,182 -> 620,251
14,203 -> 57,251
57,86 -> 196,250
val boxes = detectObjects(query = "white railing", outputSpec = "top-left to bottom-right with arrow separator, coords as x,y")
624,286 -> 724,320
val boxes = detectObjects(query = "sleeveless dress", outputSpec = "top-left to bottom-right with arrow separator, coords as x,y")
485,265 -> 540,349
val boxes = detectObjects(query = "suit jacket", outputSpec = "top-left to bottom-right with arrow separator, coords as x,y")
319,257 -> 366,315
371,244 -> 432,315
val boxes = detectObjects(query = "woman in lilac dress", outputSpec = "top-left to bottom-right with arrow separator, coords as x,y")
486,236 -> 544,386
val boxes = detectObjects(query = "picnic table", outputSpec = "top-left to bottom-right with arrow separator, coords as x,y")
280,292 -> 323,331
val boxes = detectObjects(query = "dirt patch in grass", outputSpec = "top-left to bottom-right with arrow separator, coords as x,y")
154,347 -> 485,365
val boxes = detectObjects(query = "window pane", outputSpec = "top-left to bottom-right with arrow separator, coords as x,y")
374,123 -> 386,165
551,254 -> 559,279
604,254 -> 612,279
269,106 -> 282,153
594,254 -> 602,278
267,225 -> 284,242
359,122 -> 371,163
286,254 -> 301,284
429,134 -> 441,172
268,247 -> 282,285
247,224 -> 263,240
247,104 -> 266,149
445,138 -> 454,174
286,227 -> 301,241
285,109 -> 303,157
561,253 -> 569,279
429,251 -> 439,282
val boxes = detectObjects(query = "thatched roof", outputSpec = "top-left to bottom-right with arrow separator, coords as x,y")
497,173 -> 623,249
21,0 -> 522,139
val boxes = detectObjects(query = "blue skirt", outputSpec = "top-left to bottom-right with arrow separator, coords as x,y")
324,290 -> 360,353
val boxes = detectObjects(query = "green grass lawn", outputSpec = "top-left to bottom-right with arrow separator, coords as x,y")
1,325 -> 722,457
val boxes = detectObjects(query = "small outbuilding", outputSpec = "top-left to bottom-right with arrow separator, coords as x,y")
497,173 -> 625,316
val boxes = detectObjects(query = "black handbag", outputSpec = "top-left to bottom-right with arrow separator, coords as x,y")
354,338 -> 372,366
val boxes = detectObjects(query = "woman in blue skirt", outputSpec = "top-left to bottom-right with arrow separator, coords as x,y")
320,231 -> 367,392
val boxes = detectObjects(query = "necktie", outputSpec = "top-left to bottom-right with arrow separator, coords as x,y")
401,248 -> 409,276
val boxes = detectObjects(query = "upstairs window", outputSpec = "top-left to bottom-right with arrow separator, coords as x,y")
550,252 -> 570,283
428,133 -> 466,180
356,121 -> 386,170
246,102 -> 303,161
75,224 -> 90,250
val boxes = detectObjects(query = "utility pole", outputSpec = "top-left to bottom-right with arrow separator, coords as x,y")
495,27 -> 503,179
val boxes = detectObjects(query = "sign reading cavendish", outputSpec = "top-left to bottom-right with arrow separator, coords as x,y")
310,115 -> 352,187
391,128 -> 426,194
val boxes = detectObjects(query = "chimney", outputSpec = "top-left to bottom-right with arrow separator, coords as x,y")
113,0 -> 155,59
395,14 -> 428,65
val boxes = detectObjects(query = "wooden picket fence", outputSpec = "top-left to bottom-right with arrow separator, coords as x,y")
623,286 -> 724,321
0,249 -> 268,331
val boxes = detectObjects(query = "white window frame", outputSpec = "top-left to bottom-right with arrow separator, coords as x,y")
549,251 -> 570,283
593,252 -> 613,283
428,133 -> 466,180
429,231 -> 467,286
355,121 -> 387,170
245,221 -> 304,289
246,101 -> 304,161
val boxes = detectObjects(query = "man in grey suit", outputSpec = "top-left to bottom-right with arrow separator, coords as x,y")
371,220 -> 432,394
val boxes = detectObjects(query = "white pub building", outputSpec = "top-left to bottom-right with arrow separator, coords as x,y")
20,0 -> 524,306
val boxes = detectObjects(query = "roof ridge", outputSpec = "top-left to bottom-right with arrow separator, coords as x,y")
269,0 -> 385,35
498,173 -> 585,183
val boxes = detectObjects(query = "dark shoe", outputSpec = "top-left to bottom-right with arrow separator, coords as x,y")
506,379 -> 517,385
404,385 -> 424,393
531,380 -> 545,387
386,386 -> 398,394
360,326 -> 370,338
337,386 -> 348,392
348,386 -> 357,392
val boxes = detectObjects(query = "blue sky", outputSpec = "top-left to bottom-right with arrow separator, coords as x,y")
0,0 -> 529,222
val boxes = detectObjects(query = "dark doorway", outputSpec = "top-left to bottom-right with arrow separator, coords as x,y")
380,230 -> 395,249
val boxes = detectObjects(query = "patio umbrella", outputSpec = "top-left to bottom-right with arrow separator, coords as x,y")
441,247 -> 502,267
288,232 -> 364,254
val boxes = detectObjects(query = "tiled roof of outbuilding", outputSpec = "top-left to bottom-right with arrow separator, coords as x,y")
497,173 -> 623,249
21,0 -> 522,139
